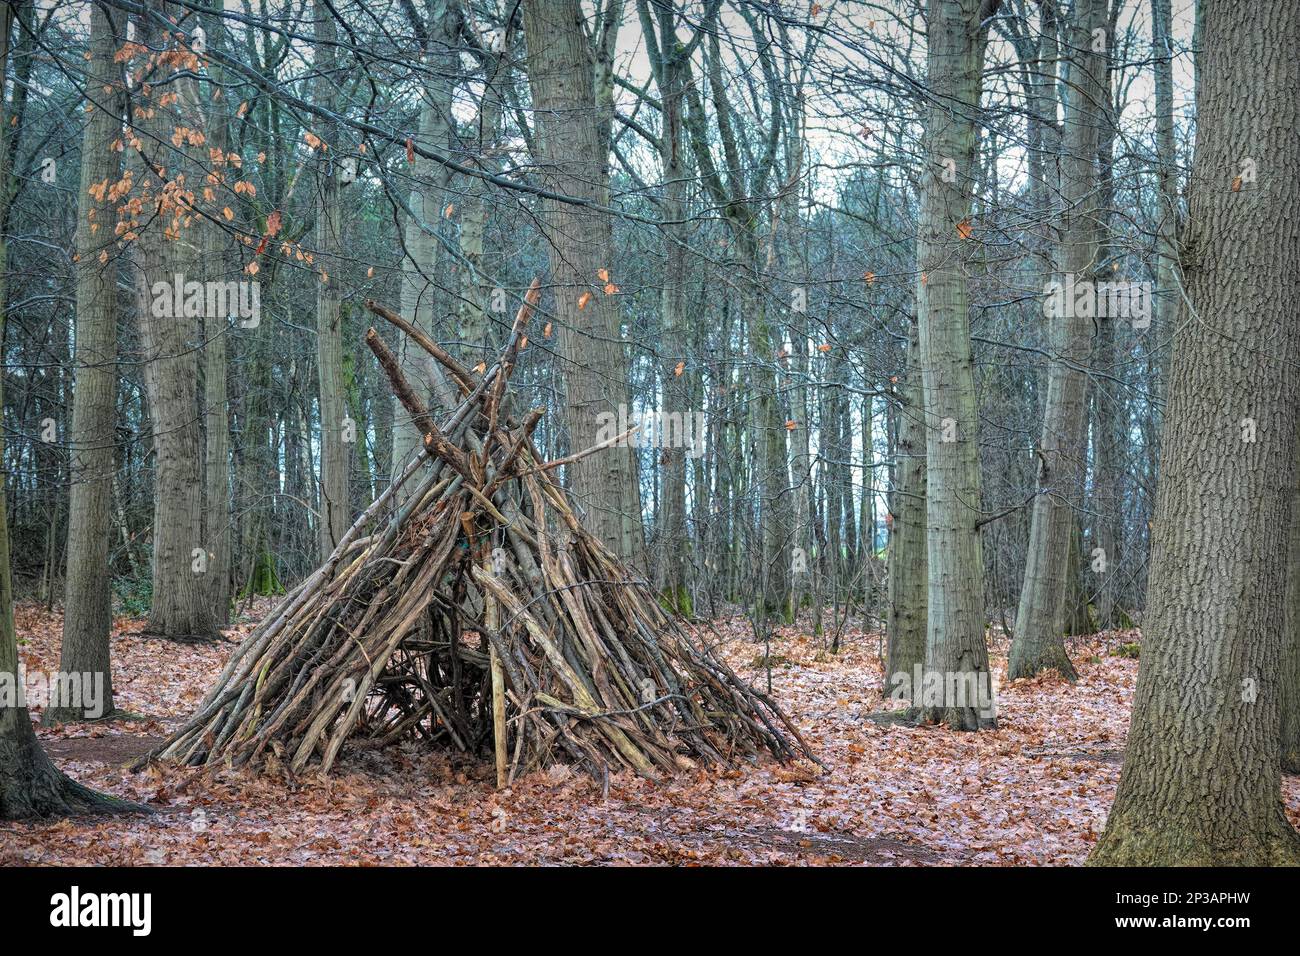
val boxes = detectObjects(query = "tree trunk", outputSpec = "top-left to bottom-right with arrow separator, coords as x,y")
914,0 -> 996,730
1150,0 -> 1178,410
860,394 -> 875,572
1088,393 -> 1122,634
1062,517 -> 1091,636
1009,0 -> 1107,680
456,41 -> 505,366
788,318 -> 811,615
521,0 -> 643,563
822,378 -> 842,593
743,231 -> 793,618
234,287 -> 275,600
0,1 -> 118,818
1089,0 -> 1300,866
1283,419 -> 1300,774
201,9 -> 232,625
1090,82 -> 1124,633
886,317 -> 927,689
132,5 -> 216,642
1027,0 -> 1060,272
314,0 -> 350,558
637,0 -> 700,610
46,0 -> 124,724
393,1 -> 460,480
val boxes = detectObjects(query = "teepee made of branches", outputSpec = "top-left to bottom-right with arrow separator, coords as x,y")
141,281 -> 812,786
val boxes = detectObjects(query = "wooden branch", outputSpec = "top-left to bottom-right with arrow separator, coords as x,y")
139,277 -> 814,785
520,423 -> 639,476
365,327 -> 472,479
364,302 -> 478,396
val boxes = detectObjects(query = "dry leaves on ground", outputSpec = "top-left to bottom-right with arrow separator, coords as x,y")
5,603 -> 1298,866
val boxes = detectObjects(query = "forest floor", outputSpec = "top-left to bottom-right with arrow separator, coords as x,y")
6,601 -> 1300,866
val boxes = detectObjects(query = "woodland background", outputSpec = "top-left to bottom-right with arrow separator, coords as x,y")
3,0 -> 1300,867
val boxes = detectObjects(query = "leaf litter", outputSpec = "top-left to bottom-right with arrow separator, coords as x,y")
5,604 -> 1299,866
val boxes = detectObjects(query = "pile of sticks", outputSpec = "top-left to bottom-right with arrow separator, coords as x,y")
141,281 -> 812,785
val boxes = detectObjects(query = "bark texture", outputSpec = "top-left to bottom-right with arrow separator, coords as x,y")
201,8 -> 232,624
1150,0 -> 1178,408
639,0 -> 698,611
1284,421 -> 1300,774
1010,0 -> 1107,680
314,0 -> 350,557
914,0 -> 996,730
1090,4 -> 1124,633
0,1 -> 121,818
130,2 -> 217,641
47,0 -> 124,723
522,0 -> 644,563
456,34 -> 505,366
886,317 -> 927,687
1089,0 -> 1300,866
393,0 -> 460,481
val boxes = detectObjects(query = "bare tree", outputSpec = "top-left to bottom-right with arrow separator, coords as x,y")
1010,0 -> 1109,680
0,1 -> 119,817
130,1 -> 217,642
521,0 -> 643,563
914,0 -> 998,729
314,0 -> 350,556
886,317 -> 926,687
